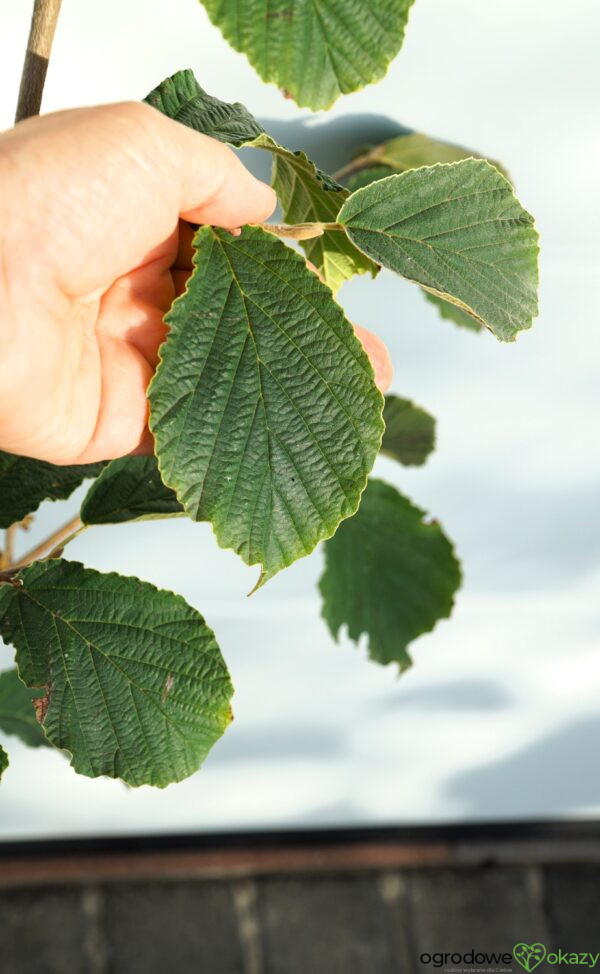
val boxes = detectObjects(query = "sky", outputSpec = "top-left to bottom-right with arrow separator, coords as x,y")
0,0 -> 599,838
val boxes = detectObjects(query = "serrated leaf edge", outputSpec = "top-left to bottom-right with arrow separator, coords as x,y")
148,227 -> 384,583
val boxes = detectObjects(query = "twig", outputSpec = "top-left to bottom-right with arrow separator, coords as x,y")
15,0 -> 63,123
259,222 -> 342,240
3,525 -> 16,569
12,515 -> 84,570
333,148 -> 383,182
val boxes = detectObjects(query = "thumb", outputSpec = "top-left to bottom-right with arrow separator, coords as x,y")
3,102 -> 276,299
162,110 -> 277,228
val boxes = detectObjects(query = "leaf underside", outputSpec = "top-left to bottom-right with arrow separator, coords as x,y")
81,456 -> 182,525
198,0 -> 415,110
343,131 -> 509,189
340,133 -> 507,330
338,159 -> 539,342
145,70 -> 375,291
423,290 -> 483,333
0,560 -> 233,787
381,396 -> 436,466
319,479 -> 461,669
0,452 -> 105,529
0,668 -> 50,748
149,225 -> 383,582
267,139 -> 377,292
375,132 -> 508,176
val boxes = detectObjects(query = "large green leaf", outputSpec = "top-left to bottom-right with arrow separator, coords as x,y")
341,132 -> 508,185
0,668 -> 50,748
369,133 -> 506,175
0,560 -> 233,787
381,396 -> 435,466
149,225 -> 383,584
0,452 -> 105,529
81,456 -> 182,526
199,0 -> 415,110
338,160 -> 539,342
339,134 -> 504,328
146,70 -> 374,291
319,479 -> 461,669
0,744 -> 7,779
144,68 -> 264,147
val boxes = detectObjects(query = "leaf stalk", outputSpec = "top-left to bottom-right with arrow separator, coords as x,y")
259,222 -> 342,241
12,515 -> 85,571
333,147 -> 384,182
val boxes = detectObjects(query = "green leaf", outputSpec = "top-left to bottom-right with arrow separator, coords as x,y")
0,560 -> 233,787
319,479 -> 461,669
372,132 -> 507,175
267,139 -> 378,292
346,165 -> 395,193
338,160 -> 539,342
0,668 -> 50,748
149,225 -> 383,583
0,452 -> 105,529
0,744 -> 7,779
381,396 -> 435,466
81,456 -> 182,526
342,132 -> 508,184
423,290 -> 483,333
199,0 -> 415,111
144,68 -> 264,146
145,70 -> 375,292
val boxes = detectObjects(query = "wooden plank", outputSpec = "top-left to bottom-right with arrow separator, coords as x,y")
0,885 -> 88,974
257,874 -> 399,974
544,865 -> 600,948
405,866 -> 556,967
103,881 -> 245,974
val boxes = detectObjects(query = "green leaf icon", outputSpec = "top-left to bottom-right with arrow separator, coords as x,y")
513,943 -> 547,972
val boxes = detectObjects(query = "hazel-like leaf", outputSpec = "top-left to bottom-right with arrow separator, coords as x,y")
144,68 -> 264,146
320,479 -> 461,669
0,452 -> 104,529
149,225 -> 383,584
381,396 -> 436,467
0,560 -> 233,787
81,456 -> 182,525
338,160 -> 539,341
198,0 -> 415,111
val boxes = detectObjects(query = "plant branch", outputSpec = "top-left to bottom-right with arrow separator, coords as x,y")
0,526 -> 17,571
15,0 -> 63,123
12,515 -> 84,571
333,148 -> 384,182
259,222 -> 342,240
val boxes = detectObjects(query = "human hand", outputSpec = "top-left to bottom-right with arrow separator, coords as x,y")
0,103 -> 391,465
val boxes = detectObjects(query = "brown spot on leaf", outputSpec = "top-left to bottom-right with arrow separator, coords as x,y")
33,685 -> 51,724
